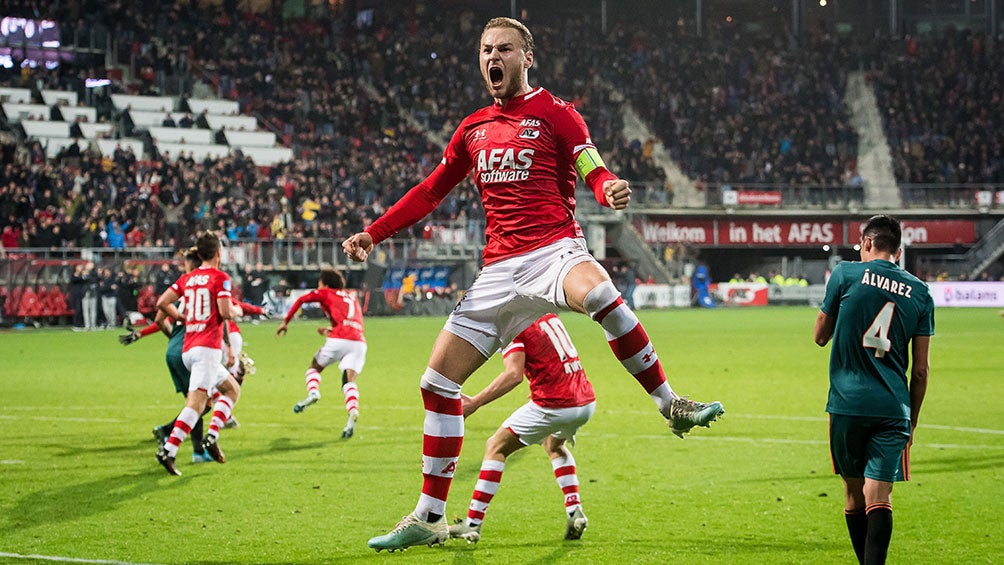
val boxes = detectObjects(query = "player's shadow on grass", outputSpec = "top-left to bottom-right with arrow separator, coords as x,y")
264,436 -> 332,453
2,471 -> 192,534
912,451 -> 1004,474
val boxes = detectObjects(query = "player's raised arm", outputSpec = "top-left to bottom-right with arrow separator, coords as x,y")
555,99 -> 625,209
344,126 -> 473,263
602,179 -> 631,210
342,232 -> 374,263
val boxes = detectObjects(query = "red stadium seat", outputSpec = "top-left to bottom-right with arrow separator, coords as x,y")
16,287 -> 42,318
41,286 -> 72,317
6,286 -> 24,317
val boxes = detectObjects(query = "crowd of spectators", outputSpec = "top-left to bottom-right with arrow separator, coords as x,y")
870,29 -> 1004,186
0,0 -> 1000,260
606,19 -> 859,190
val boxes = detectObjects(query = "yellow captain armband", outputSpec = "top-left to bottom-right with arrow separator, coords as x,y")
574,147 -> 607,179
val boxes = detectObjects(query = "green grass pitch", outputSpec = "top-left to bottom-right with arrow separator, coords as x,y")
1,307 -> 1002,564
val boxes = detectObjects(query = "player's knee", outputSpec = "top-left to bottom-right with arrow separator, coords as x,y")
419,367 -> 462,396
582,280 -> 621,318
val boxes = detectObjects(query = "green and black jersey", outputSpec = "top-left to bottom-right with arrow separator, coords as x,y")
821,259 -> 935,420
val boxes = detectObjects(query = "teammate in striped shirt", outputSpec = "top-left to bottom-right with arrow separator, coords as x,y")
343,17 -> 724,551
449,314 -> 594,544
154,231 -> 240,475
275,267 -> 367,439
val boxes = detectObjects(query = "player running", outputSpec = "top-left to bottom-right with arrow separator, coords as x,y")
121,247 -> 214,463
275,267 -> 366,439
449,314 -> 594,544
814,215 -> 934,565
154,231 -> 240,475
343,17 -> 723,551
123,249 -> 259,446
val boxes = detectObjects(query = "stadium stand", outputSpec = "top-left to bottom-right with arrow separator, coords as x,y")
0,0 -> 1001,323
871,29 -> 1004,198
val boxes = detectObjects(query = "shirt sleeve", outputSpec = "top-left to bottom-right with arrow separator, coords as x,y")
365,126 -> 473,245
502,339 -> 524,358
551,103 -> 618,207
218,273 -> 232,299
914,287 -> 936,336
169,275 -> 184,295
820,264 -> 844,318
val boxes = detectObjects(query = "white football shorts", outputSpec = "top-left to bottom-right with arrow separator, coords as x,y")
445,237 -> 597,357
315,337 -> 367,374
183,346 -> 232,392
503,400 -> 596,446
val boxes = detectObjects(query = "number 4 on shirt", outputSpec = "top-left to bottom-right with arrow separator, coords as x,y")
862,301 -> 895,358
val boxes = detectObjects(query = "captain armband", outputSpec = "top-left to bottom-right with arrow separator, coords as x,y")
574,147 -> 607,179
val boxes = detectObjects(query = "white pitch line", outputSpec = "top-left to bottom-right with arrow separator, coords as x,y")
0,415 -> 124,423
918,423 -> 1004,435
0,407 -> 1001,437
0,552 -> 163,565
669,435 -> 1004,450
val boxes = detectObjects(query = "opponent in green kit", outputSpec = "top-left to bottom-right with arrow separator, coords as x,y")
121,248 -> 212,463
814,214 -> 934,565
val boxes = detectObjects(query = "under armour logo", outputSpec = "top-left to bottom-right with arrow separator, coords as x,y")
441,461 -> 456,474
642,353 -> 654,363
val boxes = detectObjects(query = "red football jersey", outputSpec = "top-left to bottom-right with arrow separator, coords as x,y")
366,87 -> 617,265
283,288 -> 365,342
503,313 -> 595,409
170,265 -> 232,352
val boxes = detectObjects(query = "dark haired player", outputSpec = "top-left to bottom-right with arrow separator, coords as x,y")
154,231 -> 240,475
275,267 -> 366,439
814,215 -> 934,564
450,314 -> 595,544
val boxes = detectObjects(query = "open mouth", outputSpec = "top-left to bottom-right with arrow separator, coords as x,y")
488,67 -> 504,86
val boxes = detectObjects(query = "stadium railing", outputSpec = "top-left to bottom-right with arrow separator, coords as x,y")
627,182 -> 866,210
900,184 -> 1004,210
620,182 -> 1004,211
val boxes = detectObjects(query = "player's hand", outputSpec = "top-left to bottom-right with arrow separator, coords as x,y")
275,323 -> 288,337
460,394 -> 478,419
316,326 -> 328,336
342,232 -> 374,262
226,348 -> 236,369
118,331 -> 140,346
261,302 -> 275,318
603,179 -> 631,210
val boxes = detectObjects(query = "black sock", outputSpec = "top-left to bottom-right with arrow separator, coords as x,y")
426,512 -> 442,523
191,417 -> 205,454
844,508 -> 867,564
160,419 -> 175,433
864,506 -> 893,565
342,370 -> 349,386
